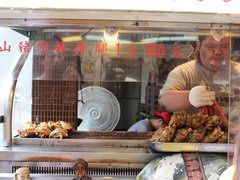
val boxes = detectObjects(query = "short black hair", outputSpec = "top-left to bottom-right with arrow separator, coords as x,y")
198,35 -> 207,45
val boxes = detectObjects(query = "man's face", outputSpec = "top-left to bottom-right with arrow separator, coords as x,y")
198,36 -> 231,72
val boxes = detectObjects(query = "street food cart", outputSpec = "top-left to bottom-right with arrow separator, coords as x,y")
0,0 -> 240,179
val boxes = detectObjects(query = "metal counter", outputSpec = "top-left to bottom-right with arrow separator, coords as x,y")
0,137 -> 160,179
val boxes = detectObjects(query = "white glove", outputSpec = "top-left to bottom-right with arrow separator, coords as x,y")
189,85 -> 215,108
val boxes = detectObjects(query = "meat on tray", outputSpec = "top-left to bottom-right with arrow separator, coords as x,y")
150,111 -> 228,143
17,121 -> 74,139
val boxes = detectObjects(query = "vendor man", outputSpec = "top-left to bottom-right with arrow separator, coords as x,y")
159,31 -> 240,114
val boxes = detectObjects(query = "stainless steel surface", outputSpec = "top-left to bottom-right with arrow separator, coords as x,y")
0,160 -> 145,177
10,162 -> 143,176
13,137 -> 150,148
151,142 -> 234,152
3,49 -> 32,147
0,173 -> 136,180
78,86 -> 120,131
0,139 -> 156,179
0,145 -> 157,161
0,8 -> 240,29
0,138 -> 158,176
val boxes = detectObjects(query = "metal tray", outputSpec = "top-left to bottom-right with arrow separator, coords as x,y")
150,142 -> 234,152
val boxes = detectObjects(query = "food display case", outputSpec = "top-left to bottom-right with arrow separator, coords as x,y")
0,1 -> 240,179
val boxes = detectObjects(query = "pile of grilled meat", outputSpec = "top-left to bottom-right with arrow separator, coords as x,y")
17,121 -> 73,139
150,111 -> 228,143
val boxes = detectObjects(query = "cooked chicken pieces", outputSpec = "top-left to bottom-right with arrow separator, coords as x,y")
187,127 -> 206,143
216,131 -> 228,143
174,127 -> 192,142
18,121 -> 74,139
169,111 -> 188,128
48,121 -> 61,130
35,122 -> 51,138
153,124 -> 176,142
57,121 -> 73,131
203,126 -> 223,143
219,118 -> 228,131
17,121 -> 37,138
187,112 -> 206,128
150,111 -> 228,143
150,127 -> 165,142
204,115 -> 221,131
49,128 -> 68,139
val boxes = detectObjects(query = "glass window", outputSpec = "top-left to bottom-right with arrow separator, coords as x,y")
0,27 -> 235,148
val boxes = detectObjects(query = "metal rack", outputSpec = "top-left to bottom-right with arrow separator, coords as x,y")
0,6 -> 239,179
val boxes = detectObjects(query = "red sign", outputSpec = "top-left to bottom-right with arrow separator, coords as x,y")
0,40 -> 190,59
95,42 -> 108,55
75,42 -> 87,55
37,41 -> 49,54
0,41 -> 11,52
55,41 -> 67,54
19,41 -> 31,52
146,44 -> 165,58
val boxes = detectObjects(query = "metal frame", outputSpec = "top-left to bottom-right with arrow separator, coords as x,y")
0,8 -> 236,177
0,8 -> 237,147
2,51 -> 32,147
0,7 -> 238,146
0,8 -> 240,30
0,8 -> 237,145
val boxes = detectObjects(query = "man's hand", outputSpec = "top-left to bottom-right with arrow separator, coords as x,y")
189,85 -> 215,108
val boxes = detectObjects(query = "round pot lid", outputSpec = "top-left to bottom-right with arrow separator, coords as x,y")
77,86 -> 120,131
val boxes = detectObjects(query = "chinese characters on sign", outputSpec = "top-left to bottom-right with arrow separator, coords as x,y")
19,41 -> 31,52
0,41 -> 11,52
0,41 -> 190,59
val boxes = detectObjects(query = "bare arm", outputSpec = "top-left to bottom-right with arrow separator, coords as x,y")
159,90 -> 192,112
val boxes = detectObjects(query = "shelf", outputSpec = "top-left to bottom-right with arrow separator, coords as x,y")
150,142 -> 234,153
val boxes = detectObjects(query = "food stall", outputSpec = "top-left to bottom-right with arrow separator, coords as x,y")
0,0 -> 240,179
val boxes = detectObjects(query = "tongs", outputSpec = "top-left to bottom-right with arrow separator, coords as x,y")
199,81 -> 228,121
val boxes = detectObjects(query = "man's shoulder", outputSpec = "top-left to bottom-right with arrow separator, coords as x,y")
176,60 -> 196,68
231,61 -> 240,67
171,60 -> 197,73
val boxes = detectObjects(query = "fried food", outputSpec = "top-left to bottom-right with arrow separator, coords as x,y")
47,121 -> 61,130
204,115 -> 221,131
173,127 -> 192,142
203,126 -> 224,143
57,121 -> 73,131
35,122 -> 52,138
169,111 -> 188,128
17,120 -> 74,139
216,131 -> 228,143
154,124 -> 176,142
149,110 -> 228,143
49,128 -> 68,139
219,118 -> 228,131
187,127 -> 206,143
187,112 -> 206,128
17,121 -> 37,138
150,127 -> 165,142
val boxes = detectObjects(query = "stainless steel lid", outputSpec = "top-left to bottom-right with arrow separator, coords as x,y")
77,86 -> 120,131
